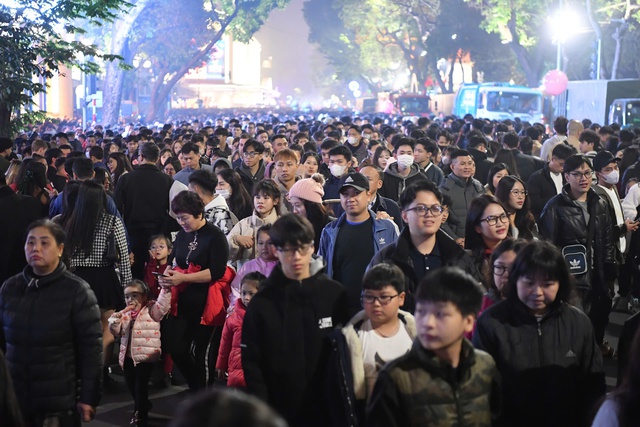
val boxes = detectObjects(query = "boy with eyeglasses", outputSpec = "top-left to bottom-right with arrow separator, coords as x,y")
326,263 -> 415,426
235,138 -> 266,195
369,181 -> 481,312
242,214 -> 349,427
540,154 -> 616,358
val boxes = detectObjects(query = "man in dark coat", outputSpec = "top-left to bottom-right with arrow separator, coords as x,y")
527,143 -> 573,220
502,132 -> 544,182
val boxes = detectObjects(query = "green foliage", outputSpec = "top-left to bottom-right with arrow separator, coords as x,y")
0,0 -> 130,136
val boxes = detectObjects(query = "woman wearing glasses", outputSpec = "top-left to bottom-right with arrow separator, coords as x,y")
464,195 -> 510,286
481,238 -> 527,312
495,175 -> 538,240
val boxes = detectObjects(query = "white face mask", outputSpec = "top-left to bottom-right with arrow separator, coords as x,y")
396,154 -> 414,169
329,164 -> 347,177
347,136 -> 358,145
363,133 -> 372,140
216,189 -> 230,199
602,170 -> 619,185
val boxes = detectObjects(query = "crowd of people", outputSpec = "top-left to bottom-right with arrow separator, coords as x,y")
1,112 -> 640,426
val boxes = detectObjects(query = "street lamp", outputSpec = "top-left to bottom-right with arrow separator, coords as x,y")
548,3 -> 581,70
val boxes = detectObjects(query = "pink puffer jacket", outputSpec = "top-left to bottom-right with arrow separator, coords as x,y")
109,288 -> 171,368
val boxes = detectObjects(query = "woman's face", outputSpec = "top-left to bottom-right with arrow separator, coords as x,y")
108,144 -> 119,154
492,250 -> 517,293
254,192 -> 276,217
303,157 -> 318,177
377,151 -> 391,169
289,196 -> 307,218
492,169 -> 508,191
475,203 -> 508,245
216,176 -> 231,192
160,151 -> 172,165
516,272 -> 560,315
24,226 -> 63,276
507,181 -> 526,211
173,143 -> 182,156
108,158 -> 118,173
178,152 -> 187,168
163,163 -> 176,176
175,212 -> 203,233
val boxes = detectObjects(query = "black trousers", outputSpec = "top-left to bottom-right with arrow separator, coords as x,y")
577,288 -> 612,344
26,411 -> 81,427
123,358 -> 153,414
168,316 -> 221,390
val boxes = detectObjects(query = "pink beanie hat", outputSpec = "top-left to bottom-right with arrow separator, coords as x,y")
288,175 -> 325,204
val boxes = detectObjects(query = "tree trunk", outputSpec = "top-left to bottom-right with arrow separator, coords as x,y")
611,21 -> 628,80
0,104 -> 12,138
146,6 -> 241,122
102,0 -> 150,126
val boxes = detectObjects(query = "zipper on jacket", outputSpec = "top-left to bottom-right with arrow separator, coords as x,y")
537,322 -> 544,364
454,389 -> 464,424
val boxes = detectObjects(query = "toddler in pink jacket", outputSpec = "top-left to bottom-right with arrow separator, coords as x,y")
216,272 -> 265,387
109,280 -> 171,427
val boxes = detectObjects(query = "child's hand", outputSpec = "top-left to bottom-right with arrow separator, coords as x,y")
215,369 -> 226,380
235,235 -> 254,249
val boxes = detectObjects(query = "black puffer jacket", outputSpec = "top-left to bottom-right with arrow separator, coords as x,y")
368,228 -> 482,312
539,185 -> 616,292
473,299 -> 605,427
0,262 -> 102,417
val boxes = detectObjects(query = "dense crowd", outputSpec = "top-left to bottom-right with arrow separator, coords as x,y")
1,112 -> 640,426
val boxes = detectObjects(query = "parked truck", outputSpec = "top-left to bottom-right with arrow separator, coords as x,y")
556,79 -> 640,126
453,82 -> 544,123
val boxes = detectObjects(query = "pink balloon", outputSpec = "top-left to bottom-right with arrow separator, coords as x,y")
543,70 -> 568,96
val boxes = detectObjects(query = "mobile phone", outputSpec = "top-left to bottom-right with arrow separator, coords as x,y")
152,272 -> 167,277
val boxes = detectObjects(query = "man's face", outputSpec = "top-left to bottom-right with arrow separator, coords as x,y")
275,157 -> 297,182
182,151 -> 200,169
413,144 -> 431,164
272,137 -> 287,153
362,285 -> 405,327
321,148 -> 331,164
329,155 -> 349,168
360,166 -> 382,195
395,144 -> 413,159
87,136 -> 97,147
548,156 -> 565,174
347,128 -> 360,140
233,127 -> 243,137
415,301 -> 474,352
339,186 -> 369,217
451,155 -> 474,179
243,147 -> 261,168
128,140 -> 138,152
437,136 -> 449,146
597,162 -> 619,185
247,124 -> 256,135
257,133 -> 269,144
565,163 -> 593,196
401,190 -> 443,238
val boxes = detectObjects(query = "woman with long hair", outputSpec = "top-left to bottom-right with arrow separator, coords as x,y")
60,180 -> 131,384
107,152 -> 133,190
373,146 -> 392,170
485,162 -> 511,195
493,148 -> 519,178
299,152 -> 321,178
17,160 -> 51,216
481,237 -> 527,311
494,175 -> 538,240
287,174 -> 332,251
464,195 -> 510,282
216,168 -> 253,220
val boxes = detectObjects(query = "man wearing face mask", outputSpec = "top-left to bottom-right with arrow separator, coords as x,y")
345,125 -> 368,164
379,138 -> 428,203
323,145 -> 356,201
593,151 -> 639,313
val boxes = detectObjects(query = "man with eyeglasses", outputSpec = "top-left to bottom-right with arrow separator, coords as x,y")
369,181 -> 481,312
319,172 -> 398,315
439,149 -> 486,239
235,139 -> 266,195
242,214 -> 349,427
540,154 -> 616,358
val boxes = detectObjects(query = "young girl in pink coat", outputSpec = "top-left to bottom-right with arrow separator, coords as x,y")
215,272 -> 265,387
109,280 -> 171,427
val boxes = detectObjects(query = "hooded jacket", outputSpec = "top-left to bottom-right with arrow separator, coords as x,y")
539,185 -> 615,291
439,173 -> 486,238
242,257 -> 349,426
366,339 -> 501,427
235,160 -> 266,196
379,163 -> 428,202
326,310 -> 416,427
109,288 -> 171,368
227,208 -> 279,263
473,299 -> 605,427
0,263 -> 102,416
204,194 -> 237,235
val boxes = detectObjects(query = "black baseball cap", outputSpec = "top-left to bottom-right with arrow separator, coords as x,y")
592,150 -> 620,171
339,172 -> 369,193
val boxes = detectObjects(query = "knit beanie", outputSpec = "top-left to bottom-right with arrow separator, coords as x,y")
288,174 -> 325,204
